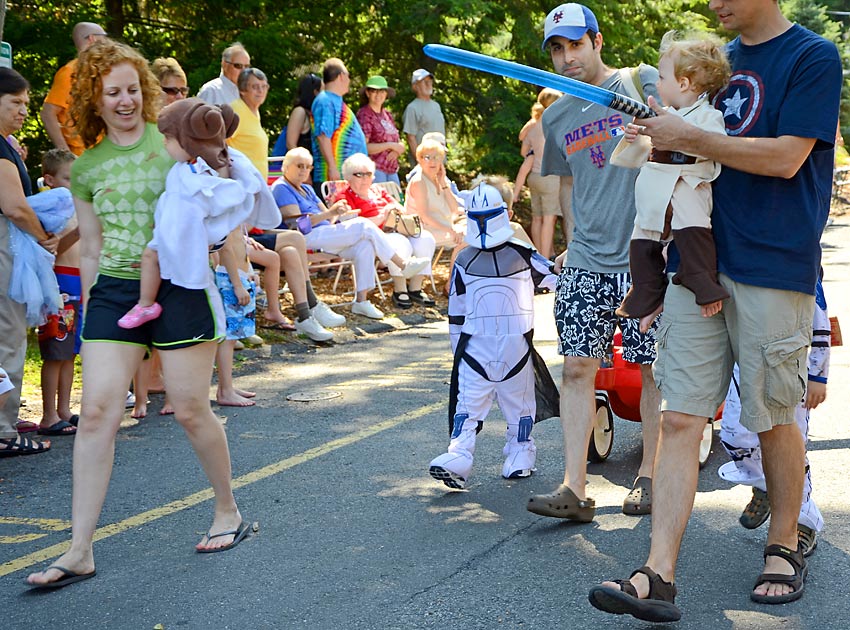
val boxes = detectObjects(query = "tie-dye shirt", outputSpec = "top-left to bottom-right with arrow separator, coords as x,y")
311,91 -> 367,183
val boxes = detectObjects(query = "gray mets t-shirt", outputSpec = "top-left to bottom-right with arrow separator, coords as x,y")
541,65 -> 659,273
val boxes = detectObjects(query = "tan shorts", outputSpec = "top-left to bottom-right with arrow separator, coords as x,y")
654,273 -> 813,433
528,173 -> 562,217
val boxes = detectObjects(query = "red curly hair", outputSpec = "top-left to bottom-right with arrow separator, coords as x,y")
69,38 -> 162,148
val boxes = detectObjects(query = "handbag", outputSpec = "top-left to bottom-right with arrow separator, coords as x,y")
383,207 -> 421,238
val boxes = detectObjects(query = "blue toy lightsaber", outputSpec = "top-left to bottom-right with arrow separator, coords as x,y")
423,43 -> 655,119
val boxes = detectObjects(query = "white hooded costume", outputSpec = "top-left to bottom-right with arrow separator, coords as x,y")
429,184 -> 558,489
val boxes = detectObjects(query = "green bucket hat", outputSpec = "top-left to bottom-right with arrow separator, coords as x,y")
360,75 -> 396,98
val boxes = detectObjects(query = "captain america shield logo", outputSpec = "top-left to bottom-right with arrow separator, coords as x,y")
713,71 -> 763,136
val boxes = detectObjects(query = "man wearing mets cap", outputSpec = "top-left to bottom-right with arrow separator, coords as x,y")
403,68 -> 446,161
526,4 -> 663,523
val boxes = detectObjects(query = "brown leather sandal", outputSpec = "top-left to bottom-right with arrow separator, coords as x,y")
751,543 -> 807,604
588,565 -> 681,622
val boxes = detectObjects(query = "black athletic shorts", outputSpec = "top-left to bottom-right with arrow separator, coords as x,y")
81,274 -> 222,350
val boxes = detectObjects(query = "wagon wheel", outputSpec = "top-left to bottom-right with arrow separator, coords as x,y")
588,393 -> 614,463
698,419 -> 715,469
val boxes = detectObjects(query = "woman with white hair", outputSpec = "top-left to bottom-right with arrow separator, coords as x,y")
335,153 -> 436,308
272,148 -> 429,319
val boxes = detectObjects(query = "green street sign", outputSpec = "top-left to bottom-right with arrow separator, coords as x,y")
0,42 -> 11,69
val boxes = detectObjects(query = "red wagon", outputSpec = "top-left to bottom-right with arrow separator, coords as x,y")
590,332 -> 717,467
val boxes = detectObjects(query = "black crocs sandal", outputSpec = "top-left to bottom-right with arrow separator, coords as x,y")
751,543 -> 807,604
589,566 -> 681,622
392,292 -> 412,309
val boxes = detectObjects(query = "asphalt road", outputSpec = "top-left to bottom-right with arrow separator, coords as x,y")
2,218 -> 850,630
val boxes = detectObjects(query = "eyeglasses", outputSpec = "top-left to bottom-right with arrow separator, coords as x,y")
249,83 -> 269,92
295,163 -> 313,171
162,86 -> 189,96
226,61 -> 251,70
352,172 -> 374,178
421,154 -> 441,162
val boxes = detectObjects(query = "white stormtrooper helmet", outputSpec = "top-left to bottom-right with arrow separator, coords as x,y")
464,183 -> 514,249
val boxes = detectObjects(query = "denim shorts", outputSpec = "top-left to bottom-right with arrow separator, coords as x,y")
654,274 -> 813,433
214,267 -> 256,341
554,267 -> 657,364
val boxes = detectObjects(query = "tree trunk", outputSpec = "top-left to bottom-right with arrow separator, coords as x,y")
104,0 -> 125,39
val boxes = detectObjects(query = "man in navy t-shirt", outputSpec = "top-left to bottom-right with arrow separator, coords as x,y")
588,0 -> 842,622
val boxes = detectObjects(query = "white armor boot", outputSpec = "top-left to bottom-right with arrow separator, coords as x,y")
429,415 -> 478,489
502,416 -> 536,479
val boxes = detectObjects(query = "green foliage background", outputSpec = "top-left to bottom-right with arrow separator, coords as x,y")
3,0 -> 849,183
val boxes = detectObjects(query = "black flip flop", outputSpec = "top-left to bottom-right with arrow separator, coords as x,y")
196,520 -> 256,553
67,414 -> 80,427
38,420 -> 77,436
26,565 -> 96,590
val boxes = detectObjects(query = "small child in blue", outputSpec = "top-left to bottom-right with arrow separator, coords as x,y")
718,274 -> 831,558
216,227 -> 257,341
213,225 -> 260,407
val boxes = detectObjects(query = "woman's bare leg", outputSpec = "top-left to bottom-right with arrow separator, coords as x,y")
26,342 -> 146,585
159,341 -> 242,550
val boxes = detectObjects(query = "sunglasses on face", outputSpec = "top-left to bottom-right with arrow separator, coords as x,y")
162,86 -> 189,96
352,172 -> 374,178
226,61 -> 250,70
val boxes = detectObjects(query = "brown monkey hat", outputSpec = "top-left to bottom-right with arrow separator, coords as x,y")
157,97 -> 240,169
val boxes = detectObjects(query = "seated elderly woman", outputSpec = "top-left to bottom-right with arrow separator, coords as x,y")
271,148 -> 429,319
333,153 -> 436,308
405,138 -> 464,252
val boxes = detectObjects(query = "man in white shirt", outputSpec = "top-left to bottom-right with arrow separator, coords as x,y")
197,43 -> 250,106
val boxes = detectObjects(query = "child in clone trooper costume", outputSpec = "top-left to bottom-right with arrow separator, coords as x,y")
718,275 -> 831,558
613,32 -> 731,332
429,182 -> 557,489
117,98 -> 280,328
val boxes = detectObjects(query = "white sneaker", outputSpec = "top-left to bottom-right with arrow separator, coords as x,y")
401,256 -> 430,279
241,334 -> 264,346
294,316 -> 334,342
351,300 -> 384,319
311,301 -> 346,328
125,391 -> 135,408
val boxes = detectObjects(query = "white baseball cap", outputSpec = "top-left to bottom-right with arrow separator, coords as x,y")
542,3 -> 600,50
411,68 -> 433,84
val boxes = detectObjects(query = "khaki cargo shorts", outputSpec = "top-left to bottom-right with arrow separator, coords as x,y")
654,273 -> 813,433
